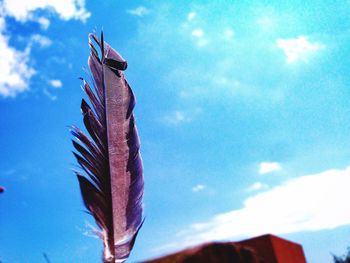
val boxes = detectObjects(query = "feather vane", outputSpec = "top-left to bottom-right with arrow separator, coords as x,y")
71,33 -> 144,263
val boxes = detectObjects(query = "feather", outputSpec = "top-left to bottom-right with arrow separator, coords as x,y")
71,32 -> 144,263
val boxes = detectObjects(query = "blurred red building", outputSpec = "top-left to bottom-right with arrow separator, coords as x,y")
238,234 -> 307,263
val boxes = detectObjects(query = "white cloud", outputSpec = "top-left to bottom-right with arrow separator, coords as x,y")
259,162 -> 281,175
49,79 -> 62,88
0,25 -> 35,97
192,29 -> 204,38
0,0 -> 89,98
37,17 -> 50,30
164,166 -> 350,252
223,28 -> 234,41
276,36 -> 322,64
247,182 -> 268,192
127,6 -> 150,17
187,12 -> 196,21
31,34 -> 52,47
2,0 -> 90,22
192,184 -> 206,192
44,79 -> 62,100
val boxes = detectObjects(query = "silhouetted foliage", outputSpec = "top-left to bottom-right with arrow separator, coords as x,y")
333,248 -> 350,263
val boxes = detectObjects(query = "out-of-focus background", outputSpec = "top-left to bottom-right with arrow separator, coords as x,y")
0,1 -> 350,262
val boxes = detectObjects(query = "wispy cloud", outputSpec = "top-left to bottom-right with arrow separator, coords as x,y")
192,184 -> 206,193
259,162 -> 281,175
164,111 -> 189,125
276,36 -> 322,64
49,79 -> 62,88
222,28 -> 234,41
43,88 -> 57,101
187,11 -> 196,21
134,3 -> 322,106
191,28 -> 208,47
37,17 -> 50,30
191,29 -> 204,38
127,6 -> 150,17
44,79 -> 62,100
163,108 -> 202,126
190,28 -> 208,47
160,166 -> 350,252
247,182 -> 268,192
31,34 -> 52,48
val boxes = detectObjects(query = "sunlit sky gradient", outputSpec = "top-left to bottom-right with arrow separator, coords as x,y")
1,1 -> 350,262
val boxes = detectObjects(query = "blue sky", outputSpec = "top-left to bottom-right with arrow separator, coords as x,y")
1,0 -> 350,262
